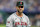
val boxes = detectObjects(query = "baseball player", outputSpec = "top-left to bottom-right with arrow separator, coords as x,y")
6,1 -> 31,27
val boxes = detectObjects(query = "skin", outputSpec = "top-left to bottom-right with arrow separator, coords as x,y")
16,6 -> 24,17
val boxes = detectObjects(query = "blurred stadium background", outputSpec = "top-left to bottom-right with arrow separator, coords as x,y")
0,0 -> 40,27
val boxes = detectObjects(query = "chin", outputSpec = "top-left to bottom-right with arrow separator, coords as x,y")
20,12 -> 23,13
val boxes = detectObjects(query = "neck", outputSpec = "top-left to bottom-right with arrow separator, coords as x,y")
16,12 -> 23,17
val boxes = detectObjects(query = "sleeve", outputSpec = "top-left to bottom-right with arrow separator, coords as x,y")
27,17 -> 31,27
6,16 -> 13,27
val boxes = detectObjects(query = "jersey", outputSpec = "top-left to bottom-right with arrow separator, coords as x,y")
6,12 -> 31,27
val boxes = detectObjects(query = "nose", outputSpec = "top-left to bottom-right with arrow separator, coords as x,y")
19,8 -> 21,10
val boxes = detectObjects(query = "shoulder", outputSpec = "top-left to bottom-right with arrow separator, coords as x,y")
23,13 -> 29,20
7,12 -> 16,20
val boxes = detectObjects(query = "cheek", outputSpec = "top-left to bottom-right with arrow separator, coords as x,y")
17,8 -> 19,9
17,7 -> 19,10
22,8 -> 24,10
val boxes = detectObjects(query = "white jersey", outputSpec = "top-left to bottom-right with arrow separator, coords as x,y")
6,12 -> 31,27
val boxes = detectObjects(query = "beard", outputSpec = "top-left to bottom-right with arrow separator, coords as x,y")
17,10 -> 23,14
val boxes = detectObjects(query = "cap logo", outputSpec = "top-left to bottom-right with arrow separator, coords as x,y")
20,2 -> 22,4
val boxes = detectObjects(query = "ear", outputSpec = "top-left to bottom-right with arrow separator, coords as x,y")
16,6 -> 17,9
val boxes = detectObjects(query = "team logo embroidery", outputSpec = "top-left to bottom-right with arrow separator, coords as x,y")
15,22 -> 27,26
20,2 -> 22,5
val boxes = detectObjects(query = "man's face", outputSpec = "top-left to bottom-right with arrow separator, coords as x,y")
16,6 -> 24,13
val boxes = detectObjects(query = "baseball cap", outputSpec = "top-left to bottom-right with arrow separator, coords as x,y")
16,1 -> 24,6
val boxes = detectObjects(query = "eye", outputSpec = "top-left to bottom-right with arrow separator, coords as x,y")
21,6 -> 23,8
18,6 -> 23,8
